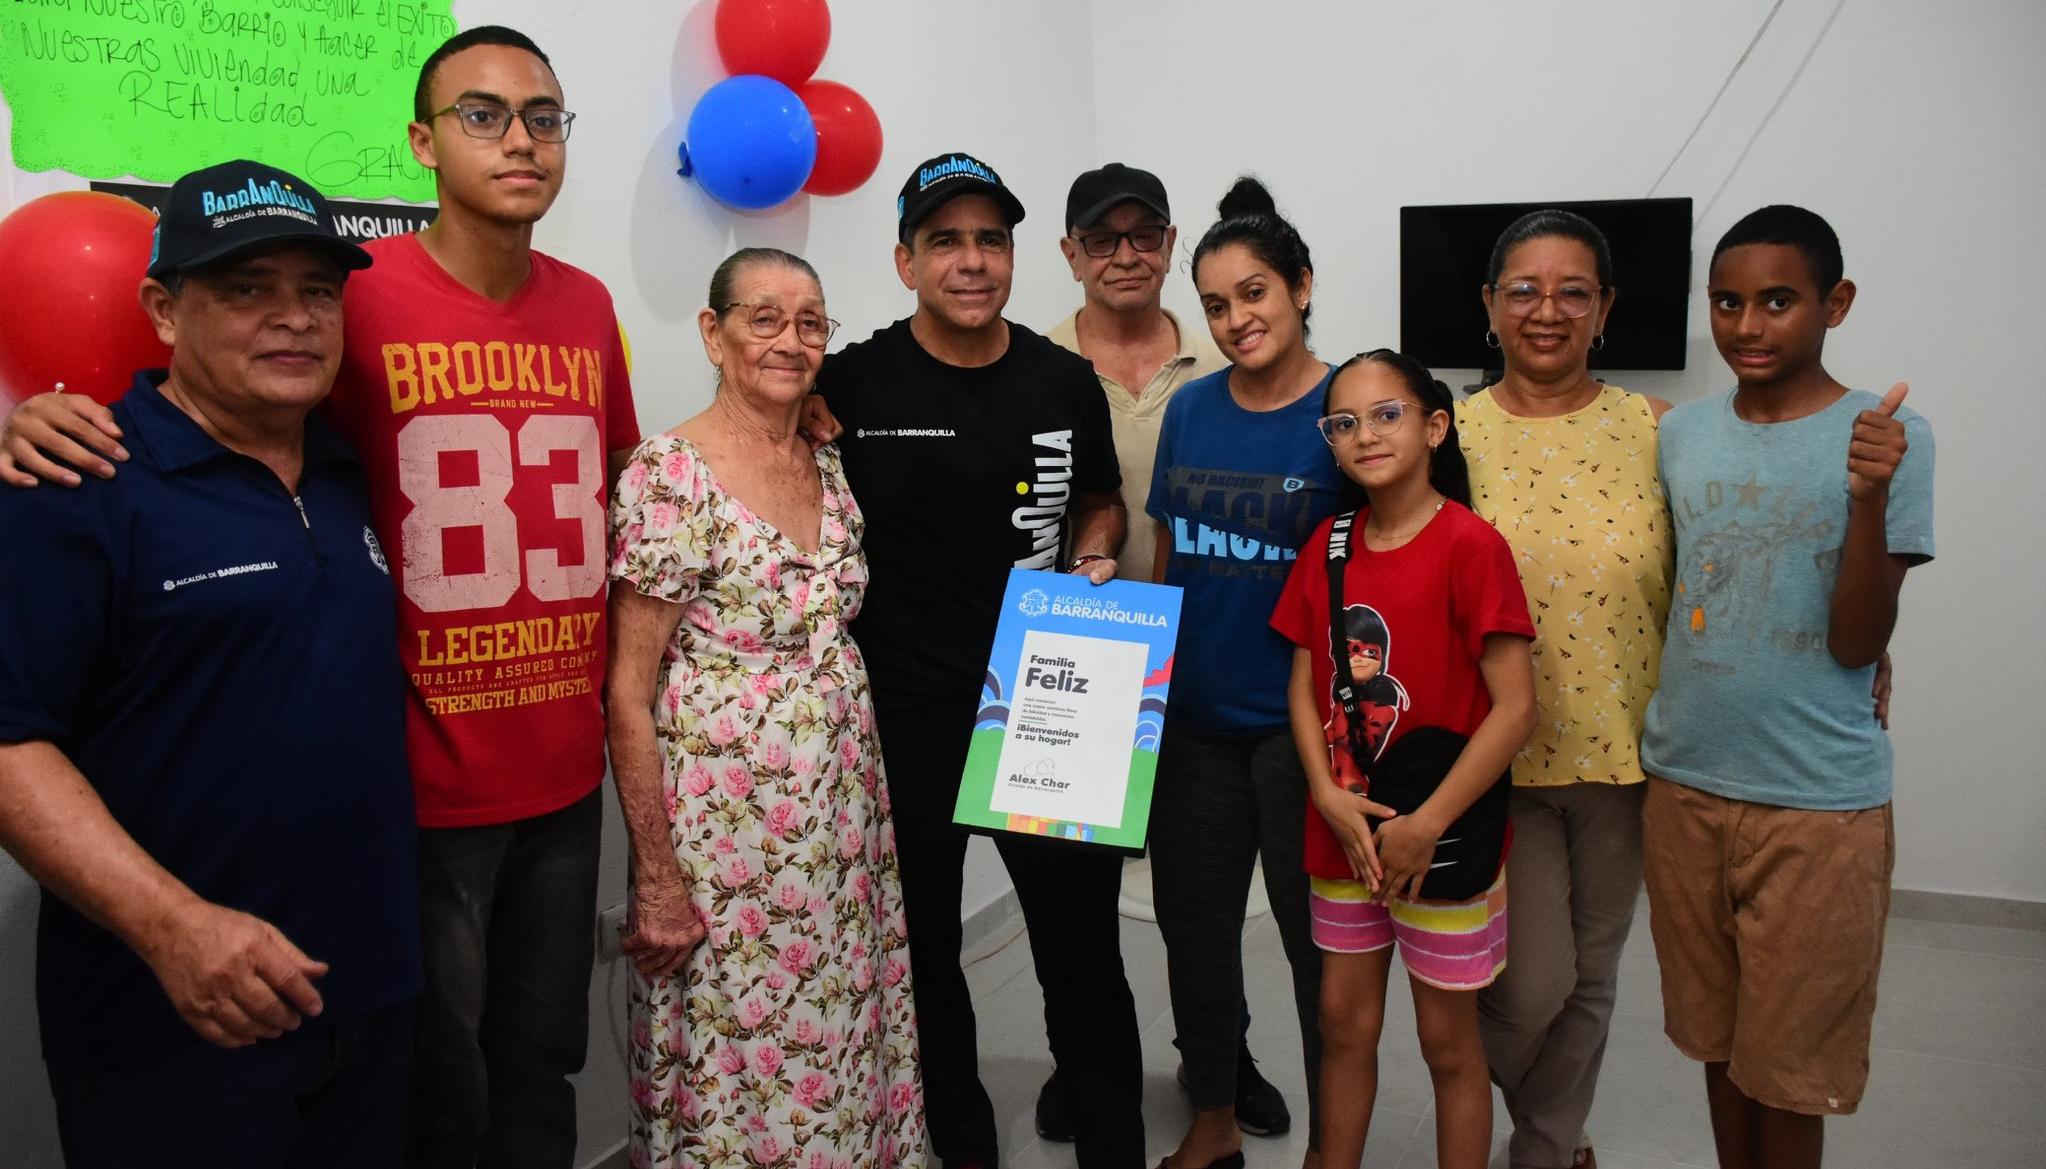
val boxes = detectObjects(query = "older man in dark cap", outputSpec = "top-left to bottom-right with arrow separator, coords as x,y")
1040,164 -> 1290,1151
0,159 -> 418,1169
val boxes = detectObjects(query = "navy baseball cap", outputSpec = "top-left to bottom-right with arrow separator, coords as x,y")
896,152 -> 1026,243
1066,163 -> 1170,231
146,160 -> 372,280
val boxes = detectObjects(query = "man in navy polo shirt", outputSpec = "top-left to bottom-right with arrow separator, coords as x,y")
0,160 -> 419,1169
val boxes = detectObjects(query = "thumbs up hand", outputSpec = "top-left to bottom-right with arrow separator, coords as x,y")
1848,382 -> 1910,501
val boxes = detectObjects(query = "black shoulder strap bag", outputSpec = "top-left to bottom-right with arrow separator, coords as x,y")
1326,511 -> 1511,902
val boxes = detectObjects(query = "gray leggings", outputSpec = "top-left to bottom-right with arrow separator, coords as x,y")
1150,722 -> 1323,1145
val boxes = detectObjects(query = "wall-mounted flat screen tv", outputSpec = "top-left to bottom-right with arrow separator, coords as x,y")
1400,197 -> 1693,372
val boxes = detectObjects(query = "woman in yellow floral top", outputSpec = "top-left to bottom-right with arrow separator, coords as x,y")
1459,211 -> 1673,1169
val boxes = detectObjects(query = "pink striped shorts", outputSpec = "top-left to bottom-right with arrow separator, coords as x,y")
1308,872 -> 1509,991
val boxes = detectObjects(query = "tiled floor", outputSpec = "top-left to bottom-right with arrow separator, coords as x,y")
959,904 -> 2046,1169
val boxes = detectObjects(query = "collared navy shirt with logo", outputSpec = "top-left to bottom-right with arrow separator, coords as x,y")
0,372 -> 421,1069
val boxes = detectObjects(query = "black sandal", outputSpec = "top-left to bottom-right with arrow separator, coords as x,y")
1155,1154 -> 1246,1169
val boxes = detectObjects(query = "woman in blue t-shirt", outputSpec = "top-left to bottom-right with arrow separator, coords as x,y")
1144,176 -> 1353,1169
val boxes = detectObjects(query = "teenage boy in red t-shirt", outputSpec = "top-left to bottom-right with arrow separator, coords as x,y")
0,27 -> 640,1169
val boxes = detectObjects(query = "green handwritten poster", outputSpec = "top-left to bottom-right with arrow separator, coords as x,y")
0,1 -> 456,202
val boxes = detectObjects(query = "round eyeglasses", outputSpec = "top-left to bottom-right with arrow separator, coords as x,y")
1317,402 -> 1414,444
723,303 -> 839,349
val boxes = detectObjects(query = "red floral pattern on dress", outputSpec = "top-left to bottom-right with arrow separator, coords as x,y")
611,434 -> 925,1169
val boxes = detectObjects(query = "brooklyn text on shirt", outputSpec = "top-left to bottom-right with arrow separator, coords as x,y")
382,340 -> 611,414
1012,429 -> 1073,570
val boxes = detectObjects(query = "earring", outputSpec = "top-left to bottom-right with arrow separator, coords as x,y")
1592,333 -> 1607,351
1483,330 -> 1500,349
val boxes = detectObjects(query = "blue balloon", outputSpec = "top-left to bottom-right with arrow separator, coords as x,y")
679,75 -> 817,211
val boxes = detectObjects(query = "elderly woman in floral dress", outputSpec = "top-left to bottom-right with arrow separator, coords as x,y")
605,248 -> 925,1169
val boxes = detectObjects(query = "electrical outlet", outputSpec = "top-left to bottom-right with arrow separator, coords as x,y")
596,903 -> 626,964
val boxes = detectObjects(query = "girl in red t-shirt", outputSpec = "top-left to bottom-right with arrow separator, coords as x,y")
1270,350 -> 1536,1169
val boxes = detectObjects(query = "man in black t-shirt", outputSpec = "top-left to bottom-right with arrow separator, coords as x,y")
819,152 -> 1144,1169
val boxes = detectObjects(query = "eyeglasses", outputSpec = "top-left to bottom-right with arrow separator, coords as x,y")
429,102 -> 577,143
1317,402 -> 1415,444
1071,225 -> 1168,259
723,303 -> 839,348
1493,281 -> 1602,319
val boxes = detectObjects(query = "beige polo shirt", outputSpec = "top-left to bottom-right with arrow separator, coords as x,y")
1047,308 -> 1227,581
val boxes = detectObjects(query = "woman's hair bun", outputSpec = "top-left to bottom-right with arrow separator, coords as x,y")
1217,175 -> 1277,221
1192,174 -> 1313,335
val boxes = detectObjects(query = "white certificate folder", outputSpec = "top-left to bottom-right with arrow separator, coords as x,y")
953,569 -> 1183,852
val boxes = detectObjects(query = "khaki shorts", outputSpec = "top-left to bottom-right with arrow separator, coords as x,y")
1641,776 -> 1893,1115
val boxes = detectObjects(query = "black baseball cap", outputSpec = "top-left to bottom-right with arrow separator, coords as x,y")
146,160 -> 372,281
1066,163 -> 1169,231
896,152 -> 1026,243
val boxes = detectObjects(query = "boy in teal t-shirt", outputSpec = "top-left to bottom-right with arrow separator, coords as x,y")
1641,205 -> 1933,1168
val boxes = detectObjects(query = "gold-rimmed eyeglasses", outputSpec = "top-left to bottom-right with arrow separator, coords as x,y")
723,303 -> 839,349
1492,281 -> 1602,319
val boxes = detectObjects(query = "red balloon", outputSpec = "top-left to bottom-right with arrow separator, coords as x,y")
797,81 -> 882,197
715,0 -> 832,87
0,192 -> 167,406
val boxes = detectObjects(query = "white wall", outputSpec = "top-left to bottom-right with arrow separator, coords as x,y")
2,0 -> 2042,1163
0,0 -> 1091,1164
1089,0 -> 2046,903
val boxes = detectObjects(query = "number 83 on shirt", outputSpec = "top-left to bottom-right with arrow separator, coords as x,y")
395,413 -> 607,612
